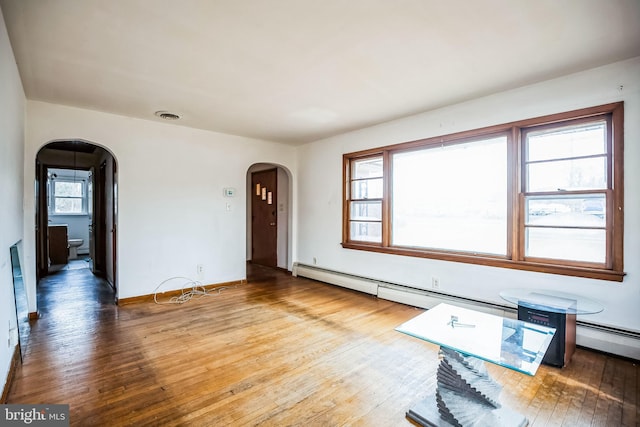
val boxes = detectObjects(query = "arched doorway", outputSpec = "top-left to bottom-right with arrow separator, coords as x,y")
35,140 -> 118,296
247,163 -> 292,271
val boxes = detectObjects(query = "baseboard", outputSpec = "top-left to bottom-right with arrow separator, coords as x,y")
293,262 -> 640,361
292,264 -> 379,295
117,279 -> 247,305
376,285 -> 513,318
1,344 -> 20,403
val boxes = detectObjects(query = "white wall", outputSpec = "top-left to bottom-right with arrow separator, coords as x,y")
276,167 -> 290,269
296,57 -> 640,334
0,5 -> 25,395
23,102 -> 297,302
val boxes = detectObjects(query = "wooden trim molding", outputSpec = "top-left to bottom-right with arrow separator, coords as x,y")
1,344 -> 21,403
117,279 -> 247,305
341,242 -> 625,281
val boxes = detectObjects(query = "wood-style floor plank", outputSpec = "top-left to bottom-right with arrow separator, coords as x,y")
7,264 -> 639,426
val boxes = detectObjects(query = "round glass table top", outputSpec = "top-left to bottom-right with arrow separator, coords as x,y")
500,289 -> 604,315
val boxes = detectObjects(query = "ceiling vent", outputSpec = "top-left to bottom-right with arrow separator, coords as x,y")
154,111 -> 181,120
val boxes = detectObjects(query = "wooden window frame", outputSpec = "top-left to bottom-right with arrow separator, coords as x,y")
342,102 -> 624,282
50,178 -> 87,215
344,154 -> 385,244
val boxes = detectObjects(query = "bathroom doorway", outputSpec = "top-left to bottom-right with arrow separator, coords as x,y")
46,167 -> 92,273
35,140 -> 118,297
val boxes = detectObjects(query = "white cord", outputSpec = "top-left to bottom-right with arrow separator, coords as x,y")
153,276 -> 238,305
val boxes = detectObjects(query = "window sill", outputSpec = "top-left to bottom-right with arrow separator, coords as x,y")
49,213 -> 89,217
341,242 -> 625,282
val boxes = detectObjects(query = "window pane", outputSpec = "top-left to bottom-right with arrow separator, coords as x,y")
392,136 -> 507,255
350,221 -> 382,243
394,216 -> 507,254
55,181 -> 83,197
527,122 -> 606,162
350,201 -> 382,221
527,156 -> 606,192
353,157 -> 383,179
351,178 -> 383,199
526,196 -> 605,227
525,227 -> 605,263
55,198 -> 83,214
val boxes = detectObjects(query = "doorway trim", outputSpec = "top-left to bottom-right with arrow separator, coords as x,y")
34,139 -> 118,303
247,163 -> 292,271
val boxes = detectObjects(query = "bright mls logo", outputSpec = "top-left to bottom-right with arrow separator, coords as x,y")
1,405 -> 69,426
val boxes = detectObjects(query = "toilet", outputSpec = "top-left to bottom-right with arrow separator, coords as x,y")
68,239 -> 84,260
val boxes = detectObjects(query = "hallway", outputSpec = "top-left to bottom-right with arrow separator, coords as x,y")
19,265 -> 116,384
34,263 -> 114,329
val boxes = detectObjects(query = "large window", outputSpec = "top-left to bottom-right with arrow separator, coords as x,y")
393,135 -> 508,255
343,103 -> 624,281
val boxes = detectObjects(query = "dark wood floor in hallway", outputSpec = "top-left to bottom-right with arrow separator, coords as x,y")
7,264 -> 639,426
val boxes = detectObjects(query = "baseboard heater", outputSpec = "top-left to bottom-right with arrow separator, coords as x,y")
293,263 -> 640,361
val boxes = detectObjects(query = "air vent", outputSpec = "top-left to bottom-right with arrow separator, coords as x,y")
154,111 -> 181,120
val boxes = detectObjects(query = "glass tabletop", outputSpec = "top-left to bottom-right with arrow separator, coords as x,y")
396,303 -> 555,376
500,289 -> 604,315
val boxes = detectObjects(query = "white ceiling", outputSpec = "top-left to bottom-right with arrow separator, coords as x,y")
2,1 -> 639,145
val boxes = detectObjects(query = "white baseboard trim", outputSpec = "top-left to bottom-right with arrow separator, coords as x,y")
293,262 -> 640,360
293,263 -> 378,295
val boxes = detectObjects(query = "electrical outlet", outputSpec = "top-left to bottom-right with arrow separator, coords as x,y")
431,277 -> 440,290
197,264 -> 204,278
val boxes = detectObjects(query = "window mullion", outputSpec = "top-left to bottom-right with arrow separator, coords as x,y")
382,150 -> 391,247
509,126 -> 520,261
343,156 -> 350,244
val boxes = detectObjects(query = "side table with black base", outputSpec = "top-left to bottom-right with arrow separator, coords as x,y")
500,289 -> 604,368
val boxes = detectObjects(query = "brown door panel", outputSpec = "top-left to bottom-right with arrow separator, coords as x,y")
251,169 -> 277,267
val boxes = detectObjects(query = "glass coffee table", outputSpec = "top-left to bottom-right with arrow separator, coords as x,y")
396,303 -> 555,427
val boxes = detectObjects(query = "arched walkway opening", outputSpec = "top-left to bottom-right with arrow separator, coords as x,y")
246,163 -> 292,272
34,140 -> 118,299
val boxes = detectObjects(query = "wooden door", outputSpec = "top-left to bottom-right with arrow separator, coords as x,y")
35,161 -> 49,280
251,169 -> 278,267
111,160 -> 117,292
93,161 -> 107,276
88,168 -> 94,271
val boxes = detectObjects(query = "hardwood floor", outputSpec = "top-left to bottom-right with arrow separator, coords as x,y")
7,264 -> 639,426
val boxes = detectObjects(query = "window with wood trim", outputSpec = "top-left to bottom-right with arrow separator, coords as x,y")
50,179 -> 87,215
522,118 -> 611,266
342,103 -> 624,281
346,156 -> 384,243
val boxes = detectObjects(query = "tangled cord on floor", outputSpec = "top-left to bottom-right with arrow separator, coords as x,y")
153,276 -> 238,305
